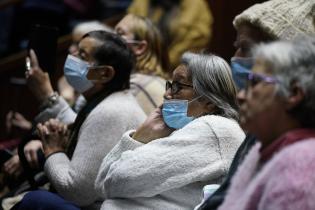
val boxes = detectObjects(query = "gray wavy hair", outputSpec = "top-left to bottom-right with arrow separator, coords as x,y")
253,36 -> 315,127
181,52 -> 239,121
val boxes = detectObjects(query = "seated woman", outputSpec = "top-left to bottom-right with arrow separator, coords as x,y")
95,52 -> 245,209
115,14 -> 170,115
218,36 -> 315,210
15,31 -> 146,210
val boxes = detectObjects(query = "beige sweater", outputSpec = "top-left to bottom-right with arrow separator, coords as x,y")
95,115 -> 245,210
130,73 -> 165,115
44,91 -> 146,210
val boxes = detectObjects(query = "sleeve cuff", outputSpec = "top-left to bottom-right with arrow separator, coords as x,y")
44,152 -> 69,170
45,151 -> 66,162
119,130 -> 144,151
35,97 -> 69,123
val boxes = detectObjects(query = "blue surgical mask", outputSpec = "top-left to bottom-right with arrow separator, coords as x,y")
64,55 -> 94,93
162,96 -> 201,129
230,57 -> 253,90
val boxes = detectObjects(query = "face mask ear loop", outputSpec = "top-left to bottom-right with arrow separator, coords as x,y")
188,95 -> 203,104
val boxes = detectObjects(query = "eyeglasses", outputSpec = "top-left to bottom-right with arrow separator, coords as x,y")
166,81 -> 193,94
246,72 -> 279,91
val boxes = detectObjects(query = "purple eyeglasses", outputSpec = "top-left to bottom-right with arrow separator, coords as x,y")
246,72 -> 279,91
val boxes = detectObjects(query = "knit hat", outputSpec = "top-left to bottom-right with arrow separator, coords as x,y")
233,0 -> 315,40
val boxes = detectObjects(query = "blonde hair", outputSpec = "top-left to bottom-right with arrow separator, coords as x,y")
124,14 -> 170,78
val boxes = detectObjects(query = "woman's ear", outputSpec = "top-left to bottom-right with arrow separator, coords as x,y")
132,40 -> 148,56
87,66 -> 115,84
205,102 -> 216,114
285,82 -> 305,110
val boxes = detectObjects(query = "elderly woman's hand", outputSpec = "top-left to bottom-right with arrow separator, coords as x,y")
37,119 -> 69,157
132,107 -> 174,144
25,49 -> 54,103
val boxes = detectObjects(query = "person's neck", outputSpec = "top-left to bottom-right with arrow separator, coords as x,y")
260,117 -> 302,150
82,84 -> 104,100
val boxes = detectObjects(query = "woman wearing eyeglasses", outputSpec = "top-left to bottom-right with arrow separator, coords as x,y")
95,52 -> 245,210
218,37 -> 315,210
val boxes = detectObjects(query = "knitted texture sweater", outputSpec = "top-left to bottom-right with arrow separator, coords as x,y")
218,139 -> 315,210
130,73 -> 165,115
44,91 -> 146,210
95,115 -> 245,210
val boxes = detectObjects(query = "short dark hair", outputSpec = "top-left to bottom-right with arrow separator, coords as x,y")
82,30 -> 135,90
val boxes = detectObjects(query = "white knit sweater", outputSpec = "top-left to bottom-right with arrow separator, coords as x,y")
44,91 -> 146,210
95,115 -> 245,210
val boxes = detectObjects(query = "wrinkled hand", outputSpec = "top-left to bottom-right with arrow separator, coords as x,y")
25,49 -> 54,103
132,107 -> 174,144
3,155 -> 23,178
37,119 -> 69,157
24,140 -> 43,169
6,111 -> 32,133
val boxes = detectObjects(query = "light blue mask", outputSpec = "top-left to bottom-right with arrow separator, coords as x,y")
64,54 -> 94,93
230,57 -> 253,90
162,97 -> 201,129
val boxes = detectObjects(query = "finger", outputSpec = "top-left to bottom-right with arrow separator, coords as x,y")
38,124 -> 50,140
25,70 -> 30,78
155,107 -> 162,114
29,150 -> 39,169
4,159 -> 14,174
44,120 -> 51,127
37,122 -> 42,129
62,124 -> 68,135
25,57 -> 31,71
44,120 -> 55,132
29,49 -> 39,68
25,150 -> 32,166
6,111 -> 13,120
11,119 -> 21,126
43,126 -> 50,137
3,160 -> 12,172
37,124 -> 45,138
8,163 -> 19,175
56,121 -> 65,133
14,112 -> 24,120
49,119 -> 59,131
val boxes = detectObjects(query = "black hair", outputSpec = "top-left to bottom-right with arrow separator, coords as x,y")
82,30 -> 135,90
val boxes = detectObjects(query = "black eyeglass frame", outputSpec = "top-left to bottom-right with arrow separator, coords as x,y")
165,81 -> 193,94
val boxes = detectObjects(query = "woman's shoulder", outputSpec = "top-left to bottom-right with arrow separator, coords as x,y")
259,138 -> 315,185
271,138 -> 315,166
91,90 -> 145,116
194,115 -> 242,130
256,139 -> 315,205
178,115 -> 244,138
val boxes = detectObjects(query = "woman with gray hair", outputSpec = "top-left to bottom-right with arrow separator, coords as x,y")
218,36 -> 315,210
94,52 -> 245,210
